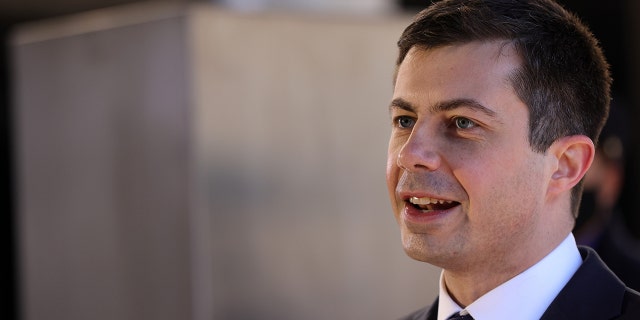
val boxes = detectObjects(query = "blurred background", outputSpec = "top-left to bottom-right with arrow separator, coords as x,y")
2,0 -> 639,319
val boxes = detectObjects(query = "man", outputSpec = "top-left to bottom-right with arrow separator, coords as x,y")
386,0 -> 640,319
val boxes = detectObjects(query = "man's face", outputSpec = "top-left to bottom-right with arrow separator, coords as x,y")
387,42 -> 552,270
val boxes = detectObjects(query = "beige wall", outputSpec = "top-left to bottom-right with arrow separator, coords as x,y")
12,2 -> 439,320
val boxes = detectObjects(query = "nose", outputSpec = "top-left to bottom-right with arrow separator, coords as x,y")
396,129 -> 442,172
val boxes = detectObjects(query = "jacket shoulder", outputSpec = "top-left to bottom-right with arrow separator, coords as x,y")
618,288 -> 640,319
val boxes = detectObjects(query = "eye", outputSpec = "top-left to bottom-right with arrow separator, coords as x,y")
454,117 -> 476,129
396,116 -> 416,129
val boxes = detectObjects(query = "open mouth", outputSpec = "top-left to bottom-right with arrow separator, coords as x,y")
408,196 -> 460,212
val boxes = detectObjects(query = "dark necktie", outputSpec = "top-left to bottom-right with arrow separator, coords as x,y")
447,311 -> 474,320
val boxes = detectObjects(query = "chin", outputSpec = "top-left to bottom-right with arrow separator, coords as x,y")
403,248 -> 432,263
401,232 -> 433,263
401,231 -> 463,268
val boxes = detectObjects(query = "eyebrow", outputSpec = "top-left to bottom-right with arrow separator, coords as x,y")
389,97 -> 499,119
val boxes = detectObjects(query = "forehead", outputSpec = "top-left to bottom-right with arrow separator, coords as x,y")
393,41 -> 524,115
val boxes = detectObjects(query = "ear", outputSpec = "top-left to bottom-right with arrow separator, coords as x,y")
547,135 -> 595,197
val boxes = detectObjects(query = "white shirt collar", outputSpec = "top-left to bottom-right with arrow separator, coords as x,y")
437,233 -> 582,320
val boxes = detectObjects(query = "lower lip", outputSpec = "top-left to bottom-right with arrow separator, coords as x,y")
402,202 -> 455,224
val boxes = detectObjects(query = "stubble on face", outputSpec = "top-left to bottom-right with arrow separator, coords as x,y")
394,170 -> 469,261
387,42 -> 552,273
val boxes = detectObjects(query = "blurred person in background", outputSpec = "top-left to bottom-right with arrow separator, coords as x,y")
575,101 -> 640,291
386,0 -> 640,319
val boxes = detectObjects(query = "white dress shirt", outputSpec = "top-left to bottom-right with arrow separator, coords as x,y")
437,233 -> 582,320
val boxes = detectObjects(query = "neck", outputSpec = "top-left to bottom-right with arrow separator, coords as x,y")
442,232 -> 570,307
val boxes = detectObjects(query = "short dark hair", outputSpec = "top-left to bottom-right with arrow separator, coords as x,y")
395,0 -> 611,218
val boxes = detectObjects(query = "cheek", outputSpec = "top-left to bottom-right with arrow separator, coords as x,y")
449,143 -> 527,204
386,154 -> 399,198
462,151 -> 545,229
386,139 -> 401,186
386,143 -> 403,215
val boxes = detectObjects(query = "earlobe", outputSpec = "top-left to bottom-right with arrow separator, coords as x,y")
548,135 -> 595,195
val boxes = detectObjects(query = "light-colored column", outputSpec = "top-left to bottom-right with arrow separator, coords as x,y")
13,3 -> 193,320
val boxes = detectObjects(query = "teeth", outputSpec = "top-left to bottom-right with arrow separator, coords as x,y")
410,197 -> 452,205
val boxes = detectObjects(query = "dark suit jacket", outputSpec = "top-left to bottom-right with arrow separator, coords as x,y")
400,247 -> 640,320
591,216 -> 640,292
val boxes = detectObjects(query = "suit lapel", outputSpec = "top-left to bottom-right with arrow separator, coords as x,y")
540,247 -> 626,320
